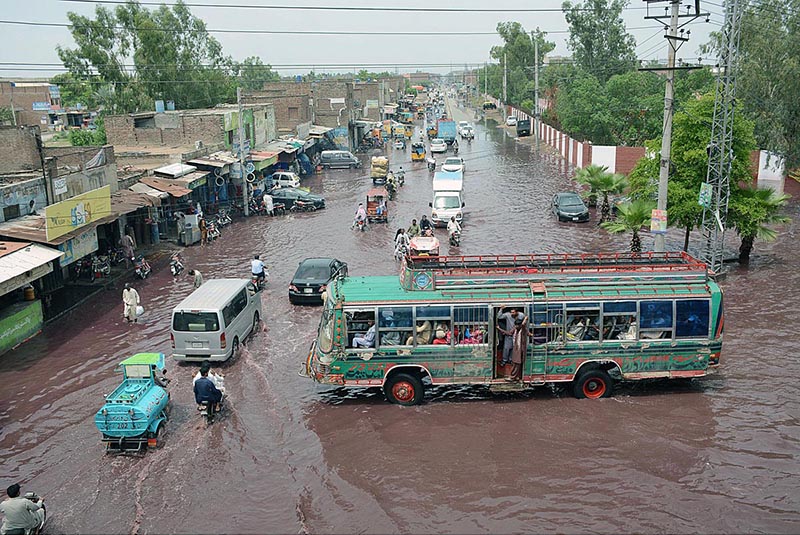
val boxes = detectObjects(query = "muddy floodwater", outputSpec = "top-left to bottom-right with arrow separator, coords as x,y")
2,104 -> 800,534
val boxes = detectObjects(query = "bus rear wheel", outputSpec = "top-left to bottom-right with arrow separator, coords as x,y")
384,373 -> 424,406
573,369 -> 613,399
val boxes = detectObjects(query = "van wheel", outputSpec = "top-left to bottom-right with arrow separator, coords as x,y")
231,337 -> 240,359
384,373 -> 424,406
252,312 -> 260,335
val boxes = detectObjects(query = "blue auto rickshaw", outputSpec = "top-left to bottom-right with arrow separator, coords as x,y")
94,353 -> 170,453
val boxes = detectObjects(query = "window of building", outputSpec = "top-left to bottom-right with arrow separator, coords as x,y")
288,107 -> 299,120
133,116 -> 156,129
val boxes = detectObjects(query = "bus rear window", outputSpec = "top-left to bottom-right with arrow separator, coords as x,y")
173,311 -> 220,332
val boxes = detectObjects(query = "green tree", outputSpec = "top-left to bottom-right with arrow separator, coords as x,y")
236,56 -> 280,91
562,0 -> 637,83
50,73 -> 95,108
728,187 -> 791,264
575,164 -> 628,222
703,0 -> 800,167
58,1 -> 237,113
600,199 -> 656,253
604,70 -> 664,146
555,74 -> 611,143
486,22 -> 555,106
626,93 -> 758,252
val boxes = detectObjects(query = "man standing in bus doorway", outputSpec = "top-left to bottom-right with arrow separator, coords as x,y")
497,307 -> 526,367
508,316 -> 529,382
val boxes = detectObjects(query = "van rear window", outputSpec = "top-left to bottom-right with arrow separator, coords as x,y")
173,311 -> 220,332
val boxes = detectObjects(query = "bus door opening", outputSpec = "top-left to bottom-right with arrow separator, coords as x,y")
493,305 -> 526,379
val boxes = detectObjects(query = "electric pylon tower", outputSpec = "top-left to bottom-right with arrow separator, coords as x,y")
700,0 -> 744,274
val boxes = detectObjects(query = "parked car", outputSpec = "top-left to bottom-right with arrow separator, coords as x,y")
505,116 -> 518,126
430,138 -> 448,153
270,171 -> 300,189
441,157 -> 465,173
289,258 -> 348,305
271,188 -> 326,210
552,192 -> 590,222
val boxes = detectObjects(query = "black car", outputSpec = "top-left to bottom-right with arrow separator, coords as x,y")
289,258 -> 347,305
552,192 -> 590,222
271,188 -> 326,210
516,119 -> 531,137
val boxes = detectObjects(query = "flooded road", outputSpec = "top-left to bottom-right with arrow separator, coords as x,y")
2,102 -> 800,534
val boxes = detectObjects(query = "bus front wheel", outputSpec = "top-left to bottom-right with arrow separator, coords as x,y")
384,373 -> 424,406
572,369 -> 613,399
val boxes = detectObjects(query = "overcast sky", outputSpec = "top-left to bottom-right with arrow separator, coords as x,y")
0,0 -> 721,78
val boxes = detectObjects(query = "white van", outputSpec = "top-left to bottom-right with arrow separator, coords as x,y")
171,279 -> 262,362
430,171 -> 464,227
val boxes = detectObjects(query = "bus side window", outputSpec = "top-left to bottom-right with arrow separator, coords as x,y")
378,307 -> 413,347
345,309 -> 376,348
639,300 -> 674,339
565,304 -> 600,341
601,301 -> 637,341
675,299 -> 710,338
414,305 -> 451,346
454,306 -> 489,345
532,304 -> 562,344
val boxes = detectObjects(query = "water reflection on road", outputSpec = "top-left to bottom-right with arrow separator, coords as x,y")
1,106 -> 799,533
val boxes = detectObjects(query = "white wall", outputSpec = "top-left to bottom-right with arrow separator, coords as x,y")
591,146 -> 617,173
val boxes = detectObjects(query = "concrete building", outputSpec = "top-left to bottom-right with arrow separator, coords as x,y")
105,103 -> 276,152
0,81 -> 61,128
249,82 -> 313,136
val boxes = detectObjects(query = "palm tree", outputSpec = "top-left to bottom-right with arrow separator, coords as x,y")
729,186 -> 791,264
575,164 -> 628,222
600,199 -> 656,253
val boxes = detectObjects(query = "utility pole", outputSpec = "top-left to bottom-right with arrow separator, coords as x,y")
533,28 -> 540,151
502,52 -> 507,115
643,0 -> 707,252
9,83 -> 17,126
484,61 -> 488,97
237,86 -> 250,216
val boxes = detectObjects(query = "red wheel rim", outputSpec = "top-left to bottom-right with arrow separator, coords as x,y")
392,381 -> 415,403
582,377 -> 606,398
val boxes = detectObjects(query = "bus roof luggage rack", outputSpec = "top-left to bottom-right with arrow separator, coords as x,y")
401,252 -> 711,291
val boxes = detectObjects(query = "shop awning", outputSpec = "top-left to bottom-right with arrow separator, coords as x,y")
309,125 -> 332,138
172,171 -> 209,189
153,163 -> 197,178
250,151 -> 279,171
0,241 -> 63,296
111,190 -> 160,214
0,214 -> 117,246
187,157 -> 226,168
264,140 -> 299,155
140,177 -> 192,198
129,182 -> 169,200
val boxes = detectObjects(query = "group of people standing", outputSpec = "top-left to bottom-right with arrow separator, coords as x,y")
497,307 -> 528,382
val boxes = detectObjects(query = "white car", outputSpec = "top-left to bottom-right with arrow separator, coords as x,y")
457,121 -> 470,135
441,157 -> 465,173
271,171 -> 301,189
506,116 -> 518,126
430,138 -> 448,153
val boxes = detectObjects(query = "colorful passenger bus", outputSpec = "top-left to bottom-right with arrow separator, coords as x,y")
303,252 -> 723,405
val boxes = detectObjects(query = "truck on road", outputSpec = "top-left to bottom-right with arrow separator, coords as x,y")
437,119 -> 457,146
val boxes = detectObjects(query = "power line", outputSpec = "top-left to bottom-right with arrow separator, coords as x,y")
60,0 -> 649,13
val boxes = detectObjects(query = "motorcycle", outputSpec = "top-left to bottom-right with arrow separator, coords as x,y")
91,255 -> 111,280
207,221 -> 221,241
108,248 -> 127,265
355,218 -> 367,232
248,199 -> 266,216
394,243 -> 409,261
453,145 -> 459,155
133,255 -> 151,280
216,209 -> 232,227
386,180 -> 397,201
427,158 -> 436,172
3,492 -> 47,535
170,252 -> 185,277
449,229 -> 461,247
396,168 -> 405,186
292,200 -> 316,212
199,397 -> 224,426
251,271 -> 268,291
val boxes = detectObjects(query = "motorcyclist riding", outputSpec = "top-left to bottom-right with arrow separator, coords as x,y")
352,202 -> 368,229
420,215 -> 433,236
251,254 -> 266,283
447,216 -> 462,240
0,484 -> 45,535
394,228 -> 410,258
193,362 -> 223,413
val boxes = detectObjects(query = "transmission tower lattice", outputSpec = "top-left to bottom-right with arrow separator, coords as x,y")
700,0 -> 744,274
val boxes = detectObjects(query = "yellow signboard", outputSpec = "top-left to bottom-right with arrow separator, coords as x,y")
45,185 -> 112,242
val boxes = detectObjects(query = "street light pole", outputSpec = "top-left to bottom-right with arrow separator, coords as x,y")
237,86 -> 250,217
533,29 -> 540,151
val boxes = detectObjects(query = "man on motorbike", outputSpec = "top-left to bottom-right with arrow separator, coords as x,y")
352,203 -> 368,229
0,484 -> 45,535
251,254 -> 266,283
447,216 -> 462,241
394,228 -> 410,258
193,362 -> 223,413
419,215 -> 433,236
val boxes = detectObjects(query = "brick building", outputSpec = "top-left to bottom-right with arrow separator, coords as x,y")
0,81 -> 62,128
105,103 -> 276,150
250,82 -> 313,135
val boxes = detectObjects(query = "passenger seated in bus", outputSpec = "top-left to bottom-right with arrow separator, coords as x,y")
352,320 -> 376,348
432,327 -> 451,345
406,320 -> 433,345
618,316 -> 637,340
459,327 -> 484,344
